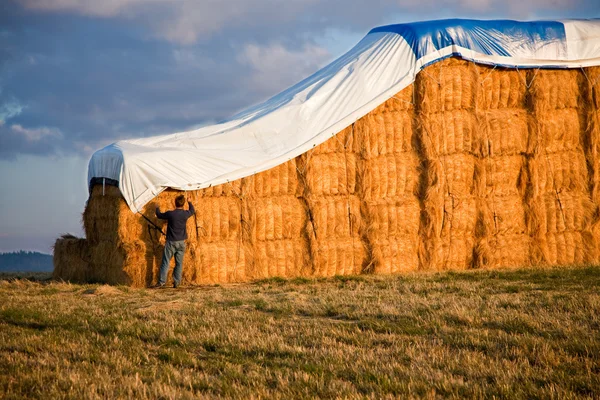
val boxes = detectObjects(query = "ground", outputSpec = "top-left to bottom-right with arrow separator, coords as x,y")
0,266 -> 599,399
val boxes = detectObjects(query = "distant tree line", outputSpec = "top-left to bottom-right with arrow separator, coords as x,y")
0,251 -> 53,272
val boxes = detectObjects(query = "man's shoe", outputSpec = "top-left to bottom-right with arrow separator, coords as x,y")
173,282 -> 179,289
151,283 -> 165,289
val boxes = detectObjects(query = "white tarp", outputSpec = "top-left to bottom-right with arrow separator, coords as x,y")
88,18 -> 600,212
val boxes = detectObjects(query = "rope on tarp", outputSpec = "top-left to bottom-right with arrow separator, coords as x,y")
516,66 -> 541,89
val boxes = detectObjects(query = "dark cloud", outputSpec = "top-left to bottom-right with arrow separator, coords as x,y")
1,0 -> 599,158
1,3 -> 337,158
0,121 -> 66,159
1,3 -> 358,141
16,0 -> 599,44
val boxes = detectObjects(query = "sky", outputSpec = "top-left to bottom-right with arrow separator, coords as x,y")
1,0 -> 599,253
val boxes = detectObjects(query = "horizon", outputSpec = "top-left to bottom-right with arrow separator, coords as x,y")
0,250 -> 51,255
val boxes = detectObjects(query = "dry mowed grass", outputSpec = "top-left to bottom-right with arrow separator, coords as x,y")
1,266 -> 599,399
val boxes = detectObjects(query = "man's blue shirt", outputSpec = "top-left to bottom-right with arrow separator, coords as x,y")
155,202 -> 195,242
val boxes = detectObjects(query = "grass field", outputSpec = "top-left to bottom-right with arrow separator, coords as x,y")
1,266 -> 599,399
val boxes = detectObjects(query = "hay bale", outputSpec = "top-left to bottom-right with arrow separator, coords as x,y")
583,67 -> 600,260
247,192 -> 309,279
421,154 -> 477,201
528,152 -> 588,196
366,197 -> 420,274
439,196 -> 478,234
354,94 -> 420,275
420,110 -> 478,157
479,195 -> 527,236
310,196 -> 362,239
439,154 -> 478,195
52,234 -> 90,282
422,193 -> 478,270
475,234 -> 531,269
478,66 -> 526,109
429,234 -> 476,270
588,67 -> 600,111
85,240 -> 129,284
200,179 -> 242,197
529,69 -> 580,112
528,108 -> 582,154
255,239 -> 309,278
120,239 -> 148,286
579,67 -> 600,207
249,196 -> 304,241
538,231 -> 594,265
416,58 -> 480,271
355,110 -> 414,157
475,87 -> 530,269
312,237 -> 365,276
370,235 -> 419,274
417,58 -> 478,113
247,160 -> 299,197
193,196 -> 241,242
479,109 -> 528,157
524,67 -> 599,266
307,152 -> 357,196
372,84 -> 414,113
532,193 -> 595,234
366,199 -> 420,238
311,125 -> 357,155
306,196 -> 364,275
478,155 -> 525,197
193,241 -> 246,283
360,153 -> 419,200
300,120 -> 366,276
84,185 -> 135,243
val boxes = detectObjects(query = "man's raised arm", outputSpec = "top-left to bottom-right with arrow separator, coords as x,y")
156,206 -> 167,220
188,201 -> 195,216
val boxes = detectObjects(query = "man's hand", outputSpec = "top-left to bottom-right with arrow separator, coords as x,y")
154,202 -> 164,218
148,201 -> 159,212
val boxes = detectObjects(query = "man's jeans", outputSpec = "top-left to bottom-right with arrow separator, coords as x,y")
159,240 -> 186,285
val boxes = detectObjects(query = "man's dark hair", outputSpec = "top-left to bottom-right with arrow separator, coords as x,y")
175,195 -> 186,208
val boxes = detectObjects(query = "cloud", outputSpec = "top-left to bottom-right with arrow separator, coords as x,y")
0,122 -> 65,159
10,124 -> 62,141
3,0 -> 599,160
19,0 -> 322,44
0,98 -> 25,123
238,42 -> 330,95
0,5 -> 338,159
18,0 -> 150,17
17,0 -> 593,45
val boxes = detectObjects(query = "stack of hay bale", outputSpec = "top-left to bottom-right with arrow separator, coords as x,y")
74,185 -> 144,284
246,160 -> 309,279
356,86 -> 420,273
474,66 -> 530,268
300,125 -> 365,276
53,57 -> 600,286
417,58 -> 480,270
527,70 -> 596,265
585,67 -> 600,249
52,234 -> 89,282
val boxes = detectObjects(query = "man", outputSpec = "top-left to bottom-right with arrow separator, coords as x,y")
154,194 -> 195,288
